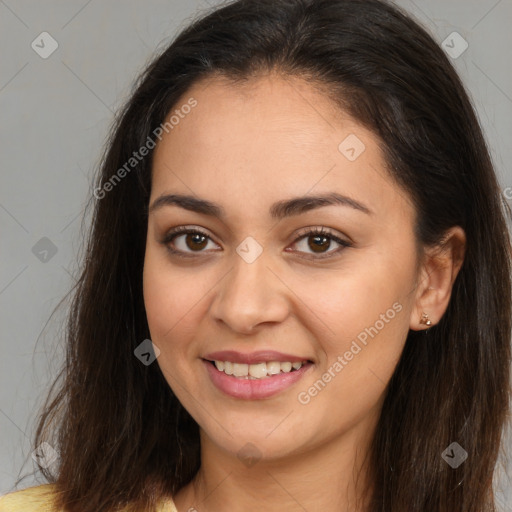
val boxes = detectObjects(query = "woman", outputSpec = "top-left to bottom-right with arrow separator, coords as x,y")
1,0 -> 510,510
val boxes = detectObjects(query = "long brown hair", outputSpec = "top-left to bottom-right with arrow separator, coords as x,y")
22,0 -> 512,510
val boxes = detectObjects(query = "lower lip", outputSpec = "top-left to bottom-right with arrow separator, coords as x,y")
203,360 -> 313,400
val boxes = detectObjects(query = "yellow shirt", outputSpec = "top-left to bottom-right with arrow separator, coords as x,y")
0,483 -> 178,512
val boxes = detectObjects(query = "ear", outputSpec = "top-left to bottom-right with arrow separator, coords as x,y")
409,226 -> 466,331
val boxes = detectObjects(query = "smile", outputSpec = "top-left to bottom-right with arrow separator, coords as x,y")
203,359 -> 313,400
211,360 -> 308,379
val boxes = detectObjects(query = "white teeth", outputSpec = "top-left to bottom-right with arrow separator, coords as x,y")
212,360 -> 308,379
224,361 -> 233,375
280,362 -> 292,373
249,362 -> 267,378
266,361 -> 281,375
233,363 -> 249,377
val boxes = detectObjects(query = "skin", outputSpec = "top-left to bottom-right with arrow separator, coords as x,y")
143,72 -> 466,512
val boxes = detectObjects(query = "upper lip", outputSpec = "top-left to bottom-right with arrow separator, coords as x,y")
203,350 -> 312,365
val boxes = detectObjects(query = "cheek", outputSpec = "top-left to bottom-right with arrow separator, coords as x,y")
293,248 -> 415,402
142,248 -> 223,368
293,255 -> 413,348
142,250 -> 198,345
294,274 -> 410,433
142,253 -> 207,399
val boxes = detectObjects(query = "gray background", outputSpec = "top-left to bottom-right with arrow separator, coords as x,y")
1,0 -> 511,508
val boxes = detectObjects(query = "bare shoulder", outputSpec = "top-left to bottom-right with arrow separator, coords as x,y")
0,483 -> 60,511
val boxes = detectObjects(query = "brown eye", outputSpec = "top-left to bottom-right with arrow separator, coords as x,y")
291,227 -> 352,259
162,227 -> 219,256
308,234 -> 332,253
184,232 -> 208,251
162,226 -> 351,260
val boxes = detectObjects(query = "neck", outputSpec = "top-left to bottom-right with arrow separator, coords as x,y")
173,413 -> 378,512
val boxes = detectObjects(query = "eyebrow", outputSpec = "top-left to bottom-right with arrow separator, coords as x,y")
148,192 -> 372,219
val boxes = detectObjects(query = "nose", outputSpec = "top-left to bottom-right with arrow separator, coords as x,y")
209,249 -> 290,334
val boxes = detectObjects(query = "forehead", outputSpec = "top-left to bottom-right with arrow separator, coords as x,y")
160,73 -> 358,156
150,73 -> 414,222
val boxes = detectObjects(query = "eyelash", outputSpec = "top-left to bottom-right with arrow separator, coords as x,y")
161,225 -> 352,260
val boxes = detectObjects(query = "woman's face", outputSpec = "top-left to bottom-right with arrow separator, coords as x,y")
143,73 -> 422,462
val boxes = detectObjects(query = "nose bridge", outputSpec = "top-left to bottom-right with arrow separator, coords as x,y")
211,242 -> 289,332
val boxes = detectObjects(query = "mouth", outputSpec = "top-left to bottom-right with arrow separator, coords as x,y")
202,357 -> 314,400
203,359 -> 312,379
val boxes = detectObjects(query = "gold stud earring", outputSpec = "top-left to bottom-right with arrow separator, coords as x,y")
420,312 -> 432,326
